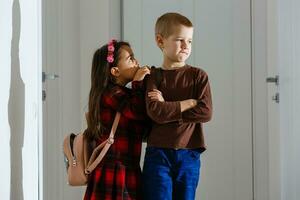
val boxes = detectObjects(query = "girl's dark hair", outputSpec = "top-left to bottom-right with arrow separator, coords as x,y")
85,41 -> 130,140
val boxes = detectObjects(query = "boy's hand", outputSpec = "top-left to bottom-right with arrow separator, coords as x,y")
133,66 -> 150,81
148,89 -> 165,102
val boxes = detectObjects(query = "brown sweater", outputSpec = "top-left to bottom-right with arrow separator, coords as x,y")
145,65 -> 213,151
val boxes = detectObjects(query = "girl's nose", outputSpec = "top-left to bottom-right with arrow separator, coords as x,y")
134,59 -> 139,66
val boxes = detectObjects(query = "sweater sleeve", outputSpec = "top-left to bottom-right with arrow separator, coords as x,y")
181,70 -> 213,123
145,73 -> 182,124
102,81 -> 147,120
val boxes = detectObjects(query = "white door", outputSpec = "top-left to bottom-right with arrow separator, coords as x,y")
266,1 -> 280,199
277,0 -> 300,199
123,0 -> 253,199
41,0 -> 121,199
42,0 -> 84,199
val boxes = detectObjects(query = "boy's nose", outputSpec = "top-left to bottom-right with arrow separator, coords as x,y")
181,41 -> 188,49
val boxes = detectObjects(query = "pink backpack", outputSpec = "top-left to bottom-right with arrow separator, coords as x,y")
63,112 -> 121,186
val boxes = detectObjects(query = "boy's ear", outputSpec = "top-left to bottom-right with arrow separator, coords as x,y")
110,67 -> 120,77
155,34 -> 164,50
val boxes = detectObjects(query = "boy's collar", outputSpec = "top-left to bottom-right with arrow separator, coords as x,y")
161,64 -> 187,70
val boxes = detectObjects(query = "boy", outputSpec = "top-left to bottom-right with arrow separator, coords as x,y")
143,12 -> 213,200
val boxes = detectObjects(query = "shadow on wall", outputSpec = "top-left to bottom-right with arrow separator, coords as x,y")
8,0 -> 25,199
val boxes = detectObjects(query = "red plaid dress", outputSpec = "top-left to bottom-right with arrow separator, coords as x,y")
84,80 -> 149,200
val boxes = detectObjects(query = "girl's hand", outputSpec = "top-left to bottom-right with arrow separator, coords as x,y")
148,89 -> 165,102
133,66 -> 150,81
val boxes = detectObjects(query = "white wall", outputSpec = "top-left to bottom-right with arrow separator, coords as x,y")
0,0 -> 42,200
0,1 -> 13,199
278,0 -> 300,199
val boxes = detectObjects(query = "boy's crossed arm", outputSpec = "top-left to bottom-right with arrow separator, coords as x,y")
147,91 -> 211,124
146,72 -> 212,124
181,71 -> 213,123
148,89 -> 197,112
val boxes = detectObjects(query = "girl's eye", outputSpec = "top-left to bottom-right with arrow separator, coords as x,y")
129,57 -> 134,62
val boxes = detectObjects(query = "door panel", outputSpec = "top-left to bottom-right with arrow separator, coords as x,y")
42,0 -> 84,199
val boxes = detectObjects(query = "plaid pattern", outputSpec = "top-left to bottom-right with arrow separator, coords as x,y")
84,81 -> 149,200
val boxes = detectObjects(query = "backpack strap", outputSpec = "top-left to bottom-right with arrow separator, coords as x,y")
84,112 -> 121,174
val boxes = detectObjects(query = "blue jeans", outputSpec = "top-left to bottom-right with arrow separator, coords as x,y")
142,147 -> 201,200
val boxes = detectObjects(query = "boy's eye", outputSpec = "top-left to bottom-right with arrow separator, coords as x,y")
175,39 -> 192,44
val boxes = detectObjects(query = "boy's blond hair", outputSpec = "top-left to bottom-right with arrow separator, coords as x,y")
155,12 -> 193,38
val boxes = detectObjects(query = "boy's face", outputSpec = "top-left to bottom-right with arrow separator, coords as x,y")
157,25 -> 193,64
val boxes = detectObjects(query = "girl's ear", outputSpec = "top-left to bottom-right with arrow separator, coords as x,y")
110,67 -> 120,77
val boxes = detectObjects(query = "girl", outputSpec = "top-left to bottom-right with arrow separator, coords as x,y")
84,40 -> 151,200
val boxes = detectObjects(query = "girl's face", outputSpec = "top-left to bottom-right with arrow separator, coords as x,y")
111,45 -> 139,85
